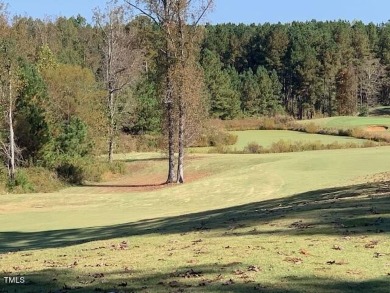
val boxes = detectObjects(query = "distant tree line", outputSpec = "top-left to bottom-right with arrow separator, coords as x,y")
1,0 -> 390,185
202,21 -> 390,119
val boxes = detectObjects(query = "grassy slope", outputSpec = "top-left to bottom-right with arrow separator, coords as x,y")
230,130 -> 369,150
297,116 -> 390,129
0,149 -> 389,292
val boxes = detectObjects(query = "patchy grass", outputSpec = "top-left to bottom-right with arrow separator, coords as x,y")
0,149 -> 390,292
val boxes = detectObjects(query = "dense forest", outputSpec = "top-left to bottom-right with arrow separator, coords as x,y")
1,0 -> 390,189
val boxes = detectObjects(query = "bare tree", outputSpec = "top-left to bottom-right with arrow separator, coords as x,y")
94,0 -> 143,163
357,58 -> 385,108
0,42 -> 21,181
0,5 -> 21,181
124,0 -> 213,183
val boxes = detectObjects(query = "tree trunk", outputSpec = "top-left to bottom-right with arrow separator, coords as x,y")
176,5 -> 185,184
8,76 -> 15,181
166,93 -> 176,183
108,136 -> 114,163
176,99 -> 184,183
108,90 -> 115,163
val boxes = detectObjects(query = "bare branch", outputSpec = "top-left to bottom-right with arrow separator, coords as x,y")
193,0 -> 213,26
123,0 -> 160,26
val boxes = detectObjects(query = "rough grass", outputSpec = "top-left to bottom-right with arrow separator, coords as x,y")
0,149 -> 390,292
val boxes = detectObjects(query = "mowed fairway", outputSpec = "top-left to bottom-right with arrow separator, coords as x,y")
297,116 -> 390,129
230,130 -> 369,150
0,148 -> 390,292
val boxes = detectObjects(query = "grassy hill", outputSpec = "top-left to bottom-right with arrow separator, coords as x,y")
0,148 -> 389,292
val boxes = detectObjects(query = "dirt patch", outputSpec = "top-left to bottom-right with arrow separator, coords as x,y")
85,171 -> 209,193
365,125 -> 388,132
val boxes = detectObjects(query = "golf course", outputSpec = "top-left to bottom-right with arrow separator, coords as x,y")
1,117 -> 390,292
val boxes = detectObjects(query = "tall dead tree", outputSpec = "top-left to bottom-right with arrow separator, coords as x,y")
0,41 -> 20,181
124,0 -> 213,183
0,5 -> 20,182
94,0 -> 142,163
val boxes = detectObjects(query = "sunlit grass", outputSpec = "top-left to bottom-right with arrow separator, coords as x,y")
0,148 -> 390,292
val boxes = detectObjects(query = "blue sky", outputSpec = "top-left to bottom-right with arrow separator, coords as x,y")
5,0 -> 390,24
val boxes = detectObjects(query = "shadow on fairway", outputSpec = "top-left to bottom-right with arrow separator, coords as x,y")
0,181 -> 389,253
369,107 -> 390,117
2,266 -> 389,293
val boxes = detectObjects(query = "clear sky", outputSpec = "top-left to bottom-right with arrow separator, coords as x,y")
4,0 -> 390,24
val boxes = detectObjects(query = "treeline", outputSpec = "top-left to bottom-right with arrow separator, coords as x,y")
202,21 -> 390,119
1,2 -> 390,189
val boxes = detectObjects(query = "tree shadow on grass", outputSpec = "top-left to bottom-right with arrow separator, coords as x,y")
0,181 -> 389,253
369,107 -> 390,117
1,265 -> 389,293
82,183 -> 166,188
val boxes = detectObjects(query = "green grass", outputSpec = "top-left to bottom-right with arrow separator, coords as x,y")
0,148 -> 390,292
298,116 -> 390,129
230,130 -> 370,150
190,130 -> 371,153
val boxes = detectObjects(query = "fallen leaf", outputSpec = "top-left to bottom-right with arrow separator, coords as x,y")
248,265 -> 261,272
299,248 -> 311,255
365,240 -> 379,249
374,252 -> 385,258
178,269 -> 203,278
168,280 -> 181,287
332,245 -> 342,250
222,279 -> 235,285
117,281 -> 127,287
284,257 -> 303,264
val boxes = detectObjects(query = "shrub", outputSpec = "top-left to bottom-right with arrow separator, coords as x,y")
56,161 -> 84,184
269,140 -> 294,153
304,122 -> 320,134
338,129 -> 352,136
350,127 -> 367,139
192,124 -> 238,147
7,170 -> 35,193
259,117 -> 276,130
208,145 -> 233,154
358,106 -> 369,117
243,142 -> 264,154
136,134 -> 164,151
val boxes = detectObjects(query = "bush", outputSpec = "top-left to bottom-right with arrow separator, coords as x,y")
56,157 -> 127,185
243,142 -> 264,154
192,123 -> 238,147
304,122 -> 320,134
208,145 -> 233,154
136,134 -> 164,151
269,140 -> 295,153
56,161 -> 84,184
358,106 -> 369,117
7,170 -> 35,193
338,129 -> 352,136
